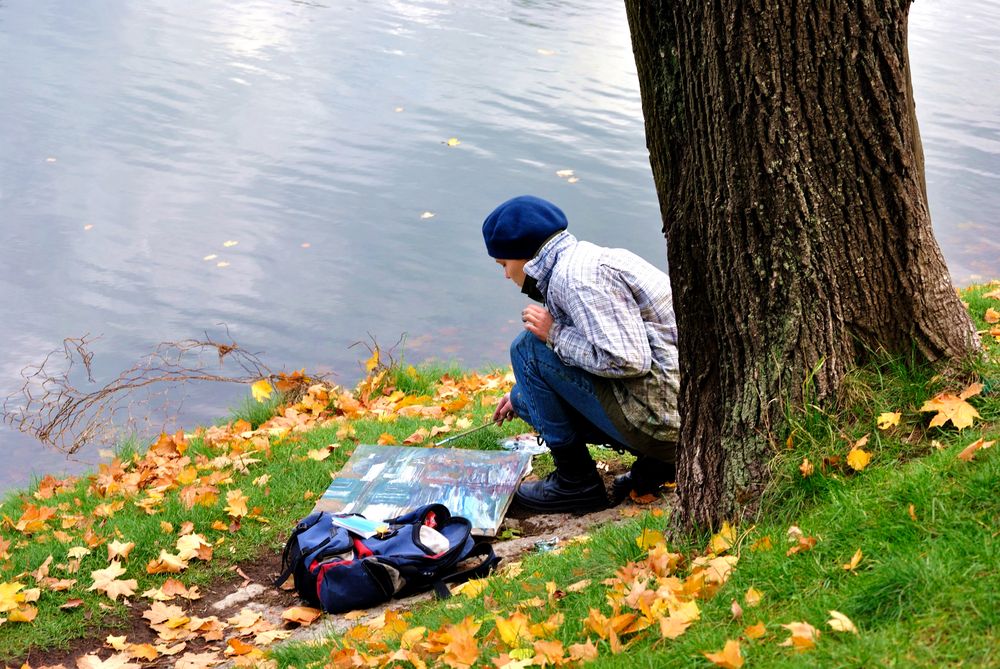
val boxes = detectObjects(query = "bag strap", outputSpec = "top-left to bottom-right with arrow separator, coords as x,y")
431,543 -> 502,599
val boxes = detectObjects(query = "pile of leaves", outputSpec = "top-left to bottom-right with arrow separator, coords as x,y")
0,359 -> 514,666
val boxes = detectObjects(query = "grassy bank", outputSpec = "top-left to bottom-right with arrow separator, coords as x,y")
2,283 -> 998,668
267,283 -> 999,669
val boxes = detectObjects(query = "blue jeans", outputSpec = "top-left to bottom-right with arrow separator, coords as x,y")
508,331 -> 628,452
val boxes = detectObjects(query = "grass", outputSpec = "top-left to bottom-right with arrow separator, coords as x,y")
266,283 -> 1000,669
2,284 -> 998,667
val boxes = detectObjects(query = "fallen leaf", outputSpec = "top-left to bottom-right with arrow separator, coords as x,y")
779,621 -> 820,651
744,587 -> 763,607
708,521 -> 736,553
877,412 -> 901,429
282,606 -> 322,625
703,639 -> 744,668
107,540 -> 135,562
420,211 -> 436,219
842,548 -> 863,571
827,610 -> 858,634
799,458 -> 814,477
251,380 -> 273,403
223,240 -> 239,247
731,599 -> 743,620
76,653 -> 140,669
920,384 -> 983,430
446,137 -> 461,147
847,448 -> 872,471
744,621 -> 767,639
224,489 -> 249,519
908,503 -> 917,521
89,562 -> 138,601
985,307 -> 1000,323
636,529 -> 664,550
957,438 -> 995,462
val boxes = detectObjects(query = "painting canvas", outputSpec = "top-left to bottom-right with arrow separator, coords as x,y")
312,444 -> 533,536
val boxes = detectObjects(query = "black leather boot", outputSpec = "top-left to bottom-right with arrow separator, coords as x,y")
514,444 -> 608,514
610,457 -> 676,505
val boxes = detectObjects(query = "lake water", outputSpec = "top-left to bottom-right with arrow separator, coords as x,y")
1,0 -> 997,493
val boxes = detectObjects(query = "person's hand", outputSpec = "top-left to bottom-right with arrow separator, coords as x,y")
522,304 -> 554,343
493,392 -> 517,425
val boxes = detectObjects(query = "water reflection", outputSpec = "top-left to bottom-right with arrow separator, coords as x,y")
0,0 -> 997,492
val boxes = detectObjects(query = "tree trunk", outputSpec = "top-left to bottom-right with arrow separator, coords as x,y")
625,0 -> 980,529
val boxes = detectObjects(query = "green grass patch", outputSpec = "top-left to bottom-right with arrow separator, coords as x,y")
270,284 -> 1000,669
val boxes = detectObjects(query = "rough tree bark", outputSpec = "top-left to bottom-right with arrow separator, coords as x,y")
624,0 -> 980,529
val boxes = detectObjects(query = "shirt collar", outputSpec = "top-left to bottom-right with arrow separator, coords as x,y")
524,231 -> 575,296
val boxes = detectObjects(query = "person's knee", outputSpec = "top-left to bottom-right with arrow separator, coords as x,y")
510,330 -> 537,359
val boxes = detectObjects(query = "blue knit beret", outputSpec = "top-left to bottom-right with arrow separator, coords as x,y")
482,195 -> 569,259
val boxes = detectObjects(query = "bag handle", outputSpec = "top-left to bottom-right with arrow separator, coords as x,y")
431,543 -> 502,600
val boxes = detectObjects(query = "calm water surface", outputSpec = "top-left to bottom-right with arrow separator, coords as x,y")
1,1 -> 997,492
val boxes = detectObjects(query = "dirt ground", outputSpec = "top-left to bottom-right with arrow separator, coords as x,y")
15,463 -> 675,668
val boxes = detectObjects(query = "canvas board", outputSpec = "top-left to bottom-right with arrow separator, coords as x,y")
312,444 -> 533,537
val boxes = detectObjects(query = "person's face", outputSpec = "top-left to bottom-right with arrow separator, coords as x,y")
495,259 -> 528,288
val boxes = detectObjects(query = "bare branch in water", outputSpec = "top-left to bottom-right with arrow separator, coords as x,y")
1,332 -> 306,454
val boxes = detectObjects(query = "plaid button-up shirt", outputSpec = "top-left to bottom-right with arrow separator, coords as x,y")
524,231 -> 680,442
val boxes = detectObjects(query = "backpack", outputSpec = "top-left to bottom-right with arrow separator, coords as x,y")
274,503 -> 500,613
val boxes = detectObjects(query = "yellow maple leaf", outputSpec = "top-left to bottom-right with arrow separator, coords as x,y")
877,412 -> 901,429
703,639 -> 744,668
0,581 -> 26,613
446,137 -> 461,147
957,438 -> 995,462
224,489 -> 249,519
827,610 -> 858,634
250,379 -> 274,403
708,521 -> 736,554
636,528 -> 665,550
847,448 -> 872,472
985,307 -> 1000,323
842,548 -> 863,571
744,587 -> 764,607
440,616 -> 481,669
8,604 -> 37,623
176,534 -> 212,561
377,432 -> 398,446
495,611 -> 532,647
920,383 -> 983,430
364,349 -> 380,373
780,621 -> 820,650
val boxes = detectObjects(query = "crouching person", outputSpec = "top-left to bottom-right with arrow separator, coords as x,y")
482,195 -> 681,513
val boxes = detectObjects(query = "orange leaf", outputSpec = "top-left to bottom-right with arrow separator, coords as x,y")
377,433 -> 398,446
780,621 -> 820,650
744,621 -> 767,639
842,548 -> 863,571
703,639 -> 744,668
282,606 -> 323,625
957,438 -> 995,462
226,638 -> 257,656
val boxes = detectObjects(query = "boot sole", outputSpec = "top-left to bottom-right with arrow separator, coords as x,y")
513,492 -> 609,515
